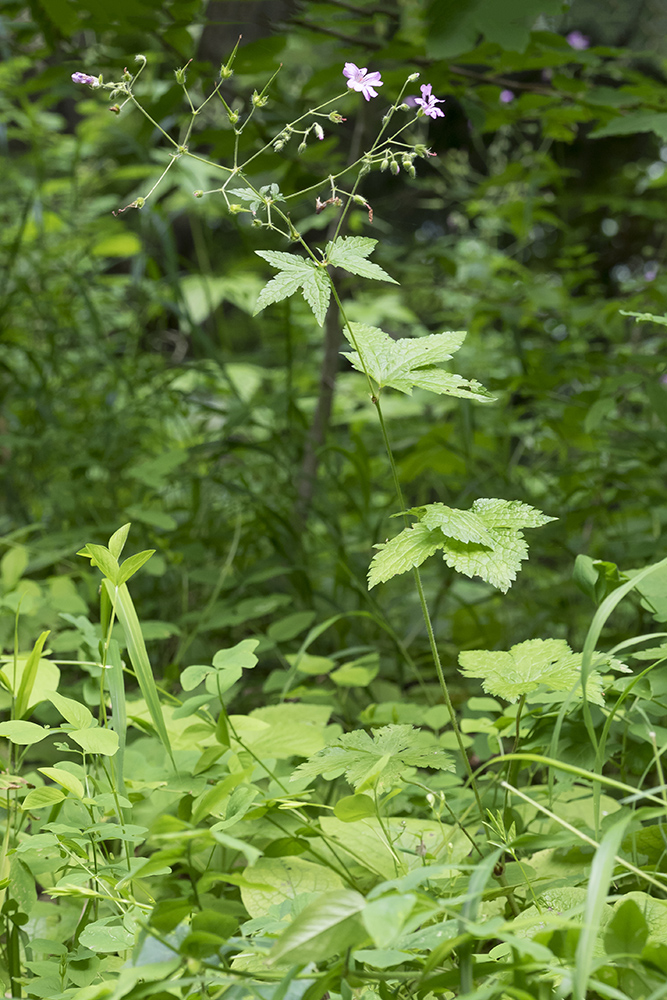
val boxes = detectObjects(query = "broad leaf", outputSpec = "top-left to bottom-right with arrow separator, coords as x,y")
368,523 -> 444,588
0,720 -> 51,746
458,638 -> 605,705
254,250 -> 331,325
68,727 -> 120,756
369,499 -> 555,593
270,889 -> 367,964
341,323 -> 492,399
326,236 -> 398,283
292,724 -> 453,792
44,690 -> 93,730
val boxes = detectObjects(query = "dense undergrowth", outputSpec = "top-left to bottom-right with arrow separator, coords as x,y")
3,1 -> 667,997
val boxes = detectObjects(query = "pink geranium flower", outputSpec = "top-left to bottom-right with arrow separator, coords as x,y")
566,30 -> 590,50
415,83 -> 445,119
343,63 -> 383,101
71,72 -> 100,88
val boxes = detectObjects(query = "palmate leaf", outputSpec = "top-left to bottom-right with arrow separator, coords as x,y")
292,724 -> 453,793
341,322 -> 493,399
458,638 -> 605,706
254,250 -> 331,325
369,499 -> 555,593
326,236 -> 398,283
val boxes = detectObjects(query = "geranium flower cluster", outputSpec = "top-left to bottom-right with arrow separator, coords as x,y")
343,64 -> 445,119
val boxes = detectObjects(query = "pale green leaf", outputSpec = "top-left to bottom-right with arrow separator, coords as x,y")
22,786 -> 66,809
38,766 -> 84,798
334,793 -> 376,822
117,549 -> 155,586
82,544 -> 119,584
270,889 -> 367,964
341,323 -> 492,399
108,523 -> 131,560
301,266 -> 331,325
44,690 -> 93,730
103,579 -> 174,766
212,639 -> 260,671
458,638 -> 605,705
326,236 -> 398,283
69,727 -> 119,756
14,631 -> 51,719
79,920 -> 134,953
370,499 -> 555,593
368,523 -> 444,589
407,503 -> 494,545
240,856 -> 344,918
254,250 -> 330,325
292,724 -> 453,792
0,720 -> 51,745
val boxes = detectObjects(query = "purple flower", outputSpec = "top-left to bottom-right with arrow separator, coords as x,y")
414,83 -> 445,120
499,89 -> 515,104
71,71 -> 100,88
343,62 -> 383,101
566,30 -> 589,50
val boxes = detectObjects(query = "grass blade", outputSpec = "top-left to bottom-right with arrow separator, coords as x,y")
103,579 -> 174,768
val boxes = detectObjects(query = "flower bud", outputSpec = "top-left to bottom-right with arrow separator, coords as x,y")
398,103 -> 410,111
135,54 -> 146,64
407,164 -> 416,178
193,190 -> 204,198
251,218 -> 263,227
358,163 -> 371,177
353,195 -> 368,205
274,140 -> 285,151
390,159 -> 400,175
408,72 -> 420,82
380,157 -> 389,172
297,141 -> 307,153
228,204 -> 243,213
313,123 -> 324,141
134,197 -> 145,209
329,111 -> 346,123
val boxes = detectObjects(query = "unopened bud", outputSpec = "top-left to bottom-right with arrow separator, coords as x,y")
228,204 -> 243,213
274,140 -> 285,151
380,157 -> 390,172
251,218 -> 263,227
297,141 -> 307,153
407,164 -> 416,178
401,154 -> 413,168
390,160 -> 400,175
408,72 -> 420,82
399,103 -> 410,111
108,104 -> 121,114
135,54 -> 146,65
313,123 -> 324,141
358,163 -> 371,177
134,197 -> 145,208
328,111 -> 346,123
193,190 -> 204,198
353,195 -> 368,206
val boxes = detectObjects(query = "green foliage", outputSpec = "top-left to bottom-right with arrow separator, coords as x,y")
3,0 -> 667,996
369,499 -> 555,591
342,323 -> 492,398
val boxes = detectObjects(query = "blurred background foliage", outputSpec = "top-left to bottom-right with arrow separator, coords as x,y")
2,0 -> 667,706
